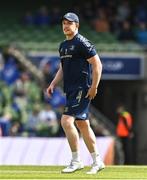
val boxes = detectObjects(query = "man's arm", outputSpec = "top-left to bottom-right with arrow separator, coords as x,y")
47,63 -> 63,97
86,54 -> 102,99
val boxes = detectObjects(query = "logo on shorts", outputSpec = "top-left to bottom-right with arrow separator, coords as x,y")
82,113 -> 86,118
64,107 -> 68,112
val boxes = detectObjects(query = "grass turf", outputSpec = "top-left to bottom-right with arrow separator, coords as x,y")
0,165 -> 147,180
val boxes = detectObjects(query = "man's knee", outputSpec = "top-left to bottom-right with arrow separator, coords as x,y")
61,119 -> 71,130
61,115 -> 74,130
76,120 -> 90,132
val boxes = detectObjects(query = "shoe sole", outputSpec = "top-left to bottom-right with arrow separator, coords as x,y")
62,166 -> 84,173
86,165 -> 105,175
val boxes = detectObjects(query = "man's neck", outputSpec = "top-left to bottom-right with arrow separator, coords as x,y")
66,31 -> 78,40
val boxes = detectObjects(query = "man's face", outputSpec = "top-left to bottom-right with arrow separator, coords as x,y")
116,106 -> 123,114
62,19 -> 78,36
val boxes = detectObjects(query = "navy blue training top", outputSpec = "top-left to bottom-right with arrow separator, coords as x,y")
59,33 -> 97,93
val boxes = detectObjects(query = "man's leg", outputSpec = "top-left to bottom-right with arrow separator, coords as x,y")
61,115 -> 79,152
76,120 -> 105,174
61,115 -> 84,173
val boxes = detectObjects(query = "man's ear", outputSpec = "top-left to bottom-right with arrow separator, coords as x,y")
76,23 -> 79,29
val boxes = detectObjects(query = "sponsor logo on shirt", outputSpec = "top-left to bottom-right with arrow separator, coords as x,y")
60,55 -> 72,59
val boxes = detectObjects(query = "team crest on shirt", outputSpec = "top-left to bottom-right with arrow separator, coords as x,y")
69,45 -> 75,51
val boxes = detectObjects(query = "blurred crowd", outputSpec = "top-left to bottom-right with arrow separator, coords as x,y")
0,52 -> 66,137
22,0 -> 147,44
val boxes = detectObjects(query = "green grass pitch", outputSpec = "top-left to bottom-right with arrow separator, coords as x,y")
0,165 -> 147,180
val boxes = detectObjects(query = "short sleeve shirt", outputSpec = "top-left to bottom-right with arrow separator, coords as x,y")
59,33 -> 97,93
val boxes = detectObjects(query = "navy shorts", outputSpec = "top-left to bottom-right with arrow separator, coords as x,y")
63,88 -> 90,120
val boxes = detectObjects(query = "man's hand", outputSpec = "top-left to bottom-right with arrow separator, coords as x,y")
46,83 -> 55,97
46,63 -> 63,98
85,87 -> 97,100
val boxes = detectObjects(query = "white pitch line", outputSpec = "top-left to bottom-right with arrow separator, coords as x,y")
0,170 -> 60,174
107,165 -> 147,168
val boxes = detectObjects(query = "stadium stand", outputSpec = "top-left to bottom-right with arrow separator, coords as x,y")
0,0 -> 146,52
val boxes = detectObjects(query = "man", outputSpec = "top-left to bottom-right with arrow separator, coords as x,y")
47,12 -> 105,174
116,104 -> 134,164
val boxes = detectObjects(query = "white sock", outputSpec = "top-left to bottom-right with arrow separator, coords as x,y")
91,152 -> 101,163
72,151 -> 80,161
